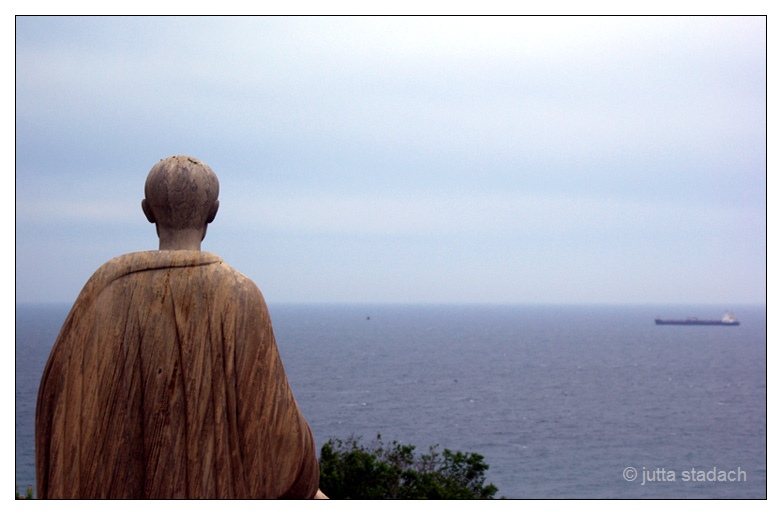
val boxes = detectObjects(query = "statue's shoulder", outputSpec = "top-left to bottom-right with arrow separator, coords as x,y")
106,250 -> 223,267
80,251 -> 225,298
195,258 -> 270,309
95,250 -> 225,274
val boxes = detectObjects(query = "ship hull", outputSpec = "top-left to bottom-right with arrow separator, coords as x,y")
655,319 -> 739,326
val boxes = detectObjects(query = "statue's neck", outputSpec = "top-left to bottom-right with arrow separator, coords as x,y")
156,226 -> 206,251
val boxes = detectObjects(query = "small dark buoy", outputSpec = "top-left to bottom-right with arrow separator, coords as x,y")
366,316 -> 370,321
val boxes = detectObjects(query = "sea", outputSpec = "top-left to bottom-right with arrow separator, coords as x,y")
15,303 -> 766,499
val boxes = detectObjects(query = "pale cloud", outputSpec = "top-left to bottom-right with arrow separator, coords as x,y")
224,188 -> 763,240
14,15 -> 766,304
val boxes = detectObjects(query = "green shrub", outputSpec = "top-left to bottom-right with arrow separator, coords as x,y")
15,485 -> 34,499
318,434 -> 499,499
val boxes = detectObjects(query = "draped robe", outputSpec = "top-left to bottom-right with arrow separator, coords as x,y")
35,251 -> 319,499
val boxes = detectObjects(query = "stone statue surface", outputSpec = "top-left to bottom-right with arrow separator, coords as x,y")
36,156 -> 322,499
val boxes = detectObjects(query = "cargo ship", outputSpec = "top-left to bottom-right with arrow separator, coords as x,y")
654,313 -> 739,326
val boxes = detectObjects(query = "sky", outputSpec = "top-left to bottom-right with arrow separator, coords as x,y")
14,15 -> 767,305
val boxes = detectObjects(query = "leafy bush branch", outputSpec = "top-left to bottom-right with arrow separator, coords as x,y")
318,434 -> 500,499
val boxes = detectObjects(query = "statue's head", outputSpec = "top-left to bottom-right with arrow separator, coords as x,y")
142,155 -> 220,232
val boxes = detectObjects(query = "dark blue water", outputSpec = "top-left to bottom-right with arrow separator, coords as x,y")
16,303 -> 766,499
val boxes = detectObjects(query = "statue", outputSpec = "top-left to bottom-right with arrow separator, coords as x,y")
36,155 -> 325,499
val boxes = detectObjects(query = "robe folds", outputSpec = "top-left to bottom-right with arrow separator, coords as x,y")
35,251 -> 319,499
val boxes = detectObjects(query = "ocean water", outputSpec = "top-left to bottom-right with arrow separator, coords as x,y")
15,303 -> 766,499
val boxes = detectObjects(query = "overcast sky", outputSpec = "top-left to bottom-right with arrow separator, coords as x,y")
15,15 -> 766,305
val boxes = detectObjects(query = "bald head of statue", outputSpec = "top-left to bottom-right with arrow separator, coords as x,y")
141,155 -> 220,251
